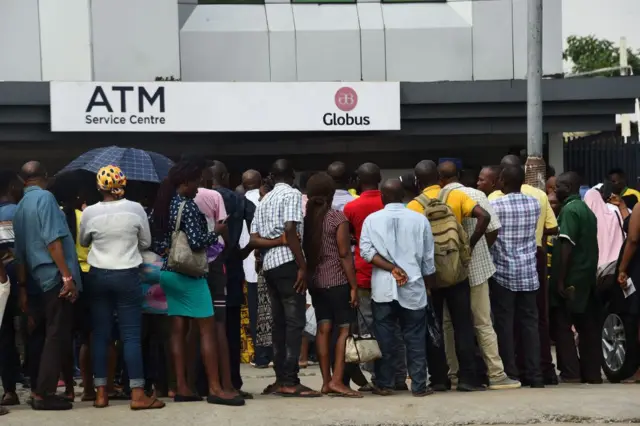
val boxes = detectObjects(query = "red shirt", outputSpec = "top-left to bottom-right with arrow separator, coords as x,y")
343,190 -> 384,289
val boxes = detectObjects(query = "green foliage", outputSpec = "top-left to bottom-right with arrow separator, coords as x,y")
563,35 -> 640,76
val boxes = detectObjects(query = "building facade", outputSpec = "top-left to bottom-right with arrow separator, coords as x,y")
0,0 -> 562,83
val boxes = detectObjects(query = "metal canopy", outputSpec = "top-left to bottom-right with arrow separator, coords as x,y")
0,77 -> 639,138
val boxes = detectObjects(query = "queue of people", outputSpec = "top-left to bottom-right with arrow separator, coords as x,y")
0,154 -> 638,415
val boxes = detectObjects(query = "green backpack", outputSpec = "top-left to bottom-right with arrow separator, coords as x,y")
413,188 -> 471,288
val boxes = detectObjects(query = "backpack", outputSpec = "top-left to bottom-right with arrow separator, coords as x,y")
413,188 -> 471,288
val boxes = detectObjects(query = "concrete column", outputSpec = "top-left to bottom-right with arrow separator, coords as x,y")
547,132 -> 564,175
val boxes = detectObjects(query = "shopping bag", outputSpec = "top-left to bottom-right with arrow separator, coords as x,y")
345,308 -> 381,364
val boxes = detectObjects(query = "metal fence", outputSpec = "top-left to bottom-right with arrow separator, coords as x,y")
564,134 -> 640,187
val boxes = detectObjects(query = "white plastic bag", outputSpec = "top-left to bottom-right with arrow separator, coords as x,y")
0,278 -> 11,323
304,306 -> 317,337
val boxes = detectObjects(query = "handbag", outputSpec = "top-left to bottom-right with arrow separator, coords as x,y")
167,201 -> 208,278
345,308 -> 382,364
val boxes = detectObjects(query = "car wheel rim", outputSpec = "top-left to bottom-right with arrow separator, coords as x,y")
602,313 -> 626,373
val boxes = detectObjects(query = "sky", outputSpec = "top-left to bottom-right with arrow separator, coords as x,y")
563,0 -> 640,50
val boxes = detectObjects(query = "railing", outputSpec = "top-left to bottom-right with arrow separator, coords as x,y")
564,133 -> 640,187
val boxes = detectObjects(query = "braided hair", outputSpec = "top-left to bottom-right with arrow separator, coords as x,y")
303,172 -> 335,277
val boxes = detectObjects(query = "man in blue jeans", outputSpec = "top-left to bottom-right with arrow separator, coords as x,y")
359,179 -> 436,397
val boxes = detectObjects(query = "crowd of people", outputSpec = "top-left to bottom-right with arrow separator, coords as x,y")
0,152 -> 638,414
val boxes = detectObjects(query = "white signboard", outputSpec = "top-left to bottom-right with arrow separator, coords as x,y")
50,82 -> 400,132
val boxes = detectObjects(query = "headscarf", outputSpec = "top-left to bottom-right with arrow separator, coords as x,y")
583,188 -> 625,267
96,165 -> 127,198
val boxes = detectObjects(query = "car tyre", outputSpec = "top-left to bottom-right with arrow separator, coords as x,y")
601,312 -> 639,383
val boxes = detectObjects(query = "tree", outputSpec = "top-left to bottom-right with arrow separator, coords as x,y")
563,35 -> 640,76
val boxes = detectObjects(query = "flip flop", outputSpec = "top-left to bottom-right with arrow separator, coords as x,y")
130,398 -> 165,411
324,391 -> 363,398
275,384 -> 322,398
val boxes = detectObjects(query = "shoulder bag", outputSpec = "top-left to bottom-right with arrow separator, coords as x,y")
167,201 -> 209,278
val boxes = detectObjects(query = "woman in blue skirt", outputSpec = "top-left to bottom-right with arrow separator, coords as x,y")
151,160 -> 243,406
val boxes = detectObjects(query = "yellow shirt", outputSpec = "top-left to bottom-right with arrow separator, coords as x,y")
407,185 -> 477,223
75,210 -> 90,273
488,184 -> 557,247
622,187 -> 640,201
348,189 -> 359,198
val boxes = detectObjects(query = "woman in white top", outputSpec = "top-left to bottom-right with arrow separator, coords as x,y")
79,165 -> 164,411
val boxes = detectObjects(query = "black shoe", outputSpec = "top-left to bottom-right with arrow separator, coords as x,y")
173,394 -> 203,402
207,394 -> 245,406
457,383 -> 487,392
31,397 -> 73,411
430,383 -> 450,392
544,375 -> 559,386
394,382 -> 409,391
238,390 -> 253,400
529,382 -> 545,389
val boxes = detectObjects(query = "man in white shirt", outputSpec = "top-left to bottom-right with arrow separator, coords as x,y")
359,179 -> 436,397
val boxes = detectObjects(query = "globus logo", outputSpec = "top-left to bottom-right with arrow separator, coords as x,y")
323,87 -> 371,127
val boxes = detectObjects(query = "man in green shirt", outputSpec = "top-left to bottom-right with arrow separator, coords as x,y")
550,171 -> 601,384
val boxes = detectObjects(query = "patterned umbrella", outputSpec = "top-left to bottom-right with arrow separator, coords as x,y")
58,146 -> 174,183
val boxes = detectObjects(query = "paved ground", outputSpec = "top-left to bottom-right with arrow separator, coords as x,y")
4,365 -> 640,426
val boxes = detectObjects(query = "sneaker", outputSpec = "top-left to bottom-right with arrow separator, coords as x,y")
456,382 -> 487,392
489,377 -> 522,390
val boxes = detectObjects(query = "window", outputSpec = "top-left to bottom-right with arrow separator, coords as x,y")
292,0 -> 355,3
198,0 -> 264,4
382,0 -> 446,2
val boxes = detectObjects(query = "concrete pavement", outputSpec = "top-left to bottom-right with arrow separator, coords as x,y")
4,365 -> 640,426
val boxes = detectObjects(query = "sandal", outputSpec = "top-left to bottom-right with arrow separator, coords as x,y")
274,384 -> 322,398
262,382 -> 279,395
130,398 -> 165,411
